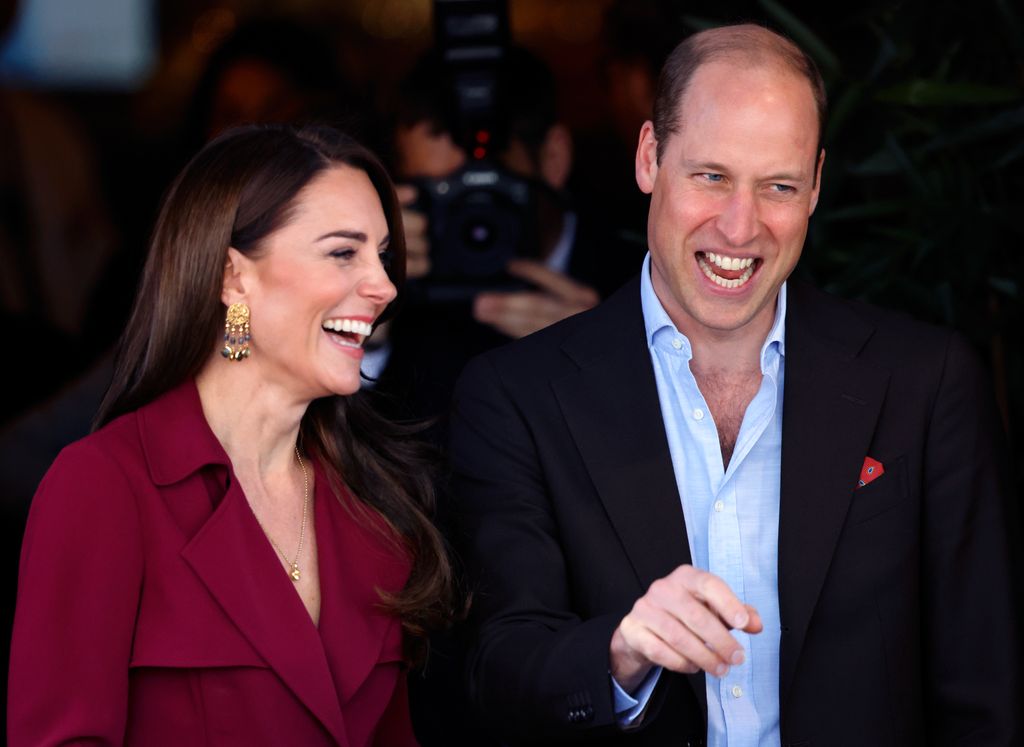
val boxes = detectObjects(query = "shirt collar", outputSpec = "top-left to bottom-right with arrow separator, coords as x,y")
639,252 -> 787,372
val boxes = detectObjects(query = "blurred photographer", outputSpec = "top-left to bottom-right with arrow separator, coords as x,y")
375,47 -> 641,422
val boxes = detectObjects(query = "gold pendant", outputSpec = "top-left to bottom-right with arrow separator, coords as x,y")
290,564 -> 301,582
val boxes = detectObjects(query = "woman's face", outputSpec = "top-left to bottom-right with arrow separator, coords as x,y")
234,165 -> 397,400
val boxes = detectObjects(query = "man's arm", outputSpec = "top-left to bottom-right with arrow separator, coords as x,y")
451,353 -> 625,741
473,259 -> 599,339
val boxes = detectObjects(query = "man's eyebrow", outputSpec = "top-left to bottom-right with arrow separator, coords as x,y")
682,159 -> 730,173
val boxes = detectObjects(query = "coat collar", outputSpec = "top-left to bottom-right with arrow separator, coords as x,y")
135,379 -> 356,746
137,378 -> 229,486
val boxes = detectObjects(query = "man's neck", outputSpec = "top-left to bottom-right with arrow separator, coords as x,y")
681,305 -> 775,377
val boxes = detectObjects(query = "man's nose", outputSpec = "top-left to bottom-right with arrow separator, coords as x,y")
715,189 -> 760,247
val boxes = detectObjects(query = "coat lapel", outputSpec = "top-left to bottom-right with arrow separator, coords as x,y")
181,476 -> 351,746
315,470 -> 410,706
777,283 -> 890,707
138,381 -> 349,746
551,279 -> 707,714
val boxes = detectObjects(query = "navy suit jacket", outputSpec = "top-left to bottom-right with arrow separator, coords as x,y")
450,277 -> 1020,746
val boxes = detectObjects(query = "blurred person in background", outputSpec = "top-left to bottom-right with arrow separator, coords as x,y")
0,0 -> 120,426
373,47 -> 644,423
8,123 -> 454,746
572,0 -> 685,250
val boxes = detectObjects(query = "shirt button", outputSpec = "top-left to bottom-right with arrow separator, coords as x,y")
714,500 -> 724,513
693,408 -> 704,420
672,338 -> 683,350
731,685 -> 743,698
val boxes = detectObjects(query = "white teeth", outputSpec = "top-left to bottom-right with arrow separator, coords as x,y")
322,318 -> 373,337
706,252 -> 754,271
697,255 -> 756,289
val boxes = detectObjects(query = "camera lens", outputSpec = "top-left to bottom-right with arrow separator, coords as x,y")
463,219 -> 496,252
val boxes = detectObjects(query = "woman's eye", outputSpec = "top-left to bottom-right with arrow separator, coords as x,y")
378,249 -> 393,269
330,248 -> 356,260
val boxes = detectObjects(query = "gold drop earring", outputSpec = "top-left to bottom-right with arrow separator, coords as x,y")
221,302 -> 251,361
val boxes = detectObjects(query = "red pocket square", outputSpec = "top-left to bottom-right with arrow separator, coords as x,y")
857,457 -> 884,488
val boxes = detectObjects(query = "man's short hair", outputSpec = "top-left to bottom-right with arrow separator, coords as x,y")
652,24 -> 827,163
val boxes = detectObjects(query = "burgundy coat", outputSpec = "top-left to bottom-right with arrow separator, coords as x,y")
9,381 -> 418,746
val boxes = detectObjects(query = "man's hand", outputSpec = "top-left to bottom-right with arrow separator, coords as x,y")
473,259 -> 600,339
610,565 -> 762,693
396,185 -> 431,280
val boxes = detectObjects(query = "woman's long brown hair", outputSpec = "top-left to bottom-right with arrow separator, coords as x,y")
94,123 -> 454,655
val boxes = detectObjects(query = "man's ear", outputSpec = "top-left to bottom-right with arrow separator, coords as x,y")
635,121 -> 659,195
221,247 -> 253,306
538,123 -> 573,192
809,148 -> 826,216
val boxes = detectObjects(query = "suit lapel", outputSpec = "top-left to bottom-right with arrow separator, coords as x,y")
552,280 -> 707,714
777,283 -> 889,707
554,280 -> 691,585
182,475 -> 350,747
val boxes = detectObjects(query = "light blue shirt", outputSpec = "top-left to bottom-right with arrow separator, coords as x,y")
613,254 -> 785,747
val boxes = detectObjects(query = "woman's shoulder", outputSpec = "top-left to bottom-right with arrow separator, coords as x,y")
39,411 -> 147,501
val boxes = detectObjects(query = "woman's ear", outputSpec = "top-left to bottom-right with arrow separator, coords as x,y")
221,247 -> 252,306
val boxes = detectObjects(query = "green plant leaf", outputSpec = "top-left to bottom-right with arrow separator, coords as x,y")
875,80 -> 1021,106
757,0 -> 841,79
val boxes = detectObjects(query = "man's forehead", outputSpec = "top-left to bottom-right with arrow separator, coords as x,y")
682,57 -> 816,113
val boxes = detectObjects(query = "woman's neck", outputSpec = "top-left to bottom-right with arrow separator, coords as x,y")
194,356 -> 309,480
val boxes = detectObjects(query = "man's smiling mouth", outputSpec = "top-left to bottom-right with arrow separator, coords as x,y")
696,251 -> 758,289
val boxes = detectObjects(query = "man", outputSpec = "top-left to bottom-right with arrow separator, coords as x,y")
374,48 -> 643,421
449,24 -> 1020,746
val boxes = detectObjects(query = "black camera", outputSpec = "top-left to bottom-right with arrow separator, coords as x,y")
409,0 -> 543,303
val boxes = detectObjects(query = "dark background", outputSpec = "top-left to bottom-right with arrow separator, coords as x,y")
1,0 -> 1021,736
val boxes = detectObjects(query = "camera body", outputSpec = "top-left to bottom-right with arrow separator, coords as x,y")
412,160 -> 538,299
410,0 -> 541,302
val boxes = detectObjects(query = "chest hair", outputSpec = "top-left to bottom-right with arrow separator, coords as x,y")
692,368 -> 762,469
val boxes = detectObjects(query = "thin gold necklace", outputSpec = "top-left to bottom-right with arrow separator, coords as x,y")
258,445 -> 310,582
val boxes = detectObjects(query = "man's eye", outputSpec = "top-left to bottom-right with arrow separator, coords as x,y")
701,173 -> 724,182
770,184 -> 796,194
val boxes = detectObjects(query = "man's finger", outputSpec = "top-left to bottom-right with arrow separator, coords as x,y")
395,184 -> 418,205
672,565 -> 753,632
627,599 -> 734,676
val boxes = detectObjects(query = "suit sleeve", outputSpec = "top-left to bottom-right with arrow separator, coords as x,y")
8,439 -> 144,746
921,332 -> 1021,745
450,354 -> 627,743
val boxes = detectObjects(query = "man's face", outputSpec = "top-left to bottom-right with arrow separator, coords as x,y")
635,59 -> 823,342
394,122 -> 545,183
394,122 -> 467,180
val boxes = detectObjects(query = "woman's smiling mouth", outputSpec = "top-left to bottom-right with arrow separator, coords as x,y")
322,317 -> 373,348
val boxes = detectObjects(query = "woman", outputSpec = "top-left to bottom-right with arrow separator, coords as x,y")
8,124 -> 453,746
